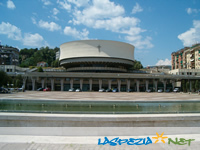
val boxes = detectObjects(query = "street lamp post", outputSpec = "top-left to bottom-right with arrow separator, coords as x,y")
12,58 -> 18,72
185,62 -> 191,93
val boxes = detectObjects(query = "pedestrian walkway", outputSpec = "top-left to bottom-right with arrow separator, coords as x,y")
0,134 -> 200,150
0,91 -> 199,101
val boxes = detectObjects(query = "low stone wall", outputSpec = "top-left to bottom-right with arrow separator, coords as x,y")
0,113 -> 200,127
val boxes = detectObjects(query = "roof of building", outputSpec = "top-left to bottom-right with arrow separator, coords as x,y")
60,40 -> 135,62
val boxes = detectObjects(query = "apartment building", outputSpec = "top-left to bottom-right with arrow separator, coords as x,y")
0,45 -> 19,66
171,43 -> 200,70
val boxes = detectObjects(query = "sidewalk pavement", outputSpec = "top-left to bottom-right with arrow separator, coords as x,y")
0,134 -> 200,150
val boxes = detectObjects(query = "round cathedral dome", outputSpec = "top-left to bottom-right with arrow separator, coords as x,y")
59,40 -> 135,72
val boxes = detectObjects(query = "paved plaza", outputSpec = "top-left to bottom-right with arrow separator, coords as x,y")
0,134 -> 200,150
1,91 -> 200,150
0,91 -> 200,101
0,142 -> 198,150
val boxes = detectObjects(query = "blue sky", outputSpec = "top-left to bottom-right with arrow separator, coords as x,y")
0,0 -> 200,67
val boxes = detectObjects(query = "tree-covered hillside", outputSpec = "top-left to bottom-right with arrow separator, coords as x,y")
19,46 -> 59,67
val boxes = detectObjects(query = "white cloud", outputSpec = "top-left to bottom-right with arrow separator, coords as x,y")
53,8 -> 59,15
70,0 -> 153,49
126,35 -> 153,49
156,59 -> 171,66
121,27 -> 145,36
68,0 -> 89,7
63,26 -> 89,39
178,20 -> 200,46
31,17 -> 37,24
7,0 -> 16,9
41,0 -> 52,5
71,0 -> 135,31
38,20 -> 62,31
52,16 -> 59,20
0,22 -> 22,40
57,0 -> 71,12
132,3 -> 143,14
122,27 -> 153,49
51,8 -> 60,20
186,8 -> 200,14
93,17 -> 140,32
73,0 -> 124,23
0,22 -> 48,47
23,33 -> 48,47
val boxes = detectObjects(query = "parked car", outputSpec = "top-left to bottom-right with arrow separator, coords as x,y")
146,89 -> 151,92
165,89 -> 170,93
112,88 -> 118,92
127,89 -> 134,92
18,87 -> 23,91
196,89 -> 200,94
37,87 -> 44,91
8,88 -> 15,92
43,88 -> 51,91
0,87 -> 9,93
75,88 -> 82,92
68,88 -> 75,92
106,89 -> 112,92
99,88 -> 105,92
173,88 -> 180,92
158,89 -> 163,93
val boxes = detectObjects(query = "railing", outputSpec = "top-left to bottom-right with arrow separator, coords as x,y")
28,68 -> 38,72
25,71 -> 200,80
67,67 -> 127,72
43,68 -> 66,72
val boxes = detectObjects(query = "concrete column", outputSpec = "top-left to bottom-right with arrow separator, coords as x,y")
50,78 -> 54,91
127,79 -> 130,92
134,81 -> 137,91
99,79 -> 102,90
89,79 -> 92,91
31,77 -> 36,91
61,78 -> 64,91
118,79 -> 121,92
108,79 -> 112,89
172,80 -> 175,90
145,80 -> 149,91
80,79 -> 83,90
163,80 -> 167,92
41,79 -> 45,88
70,78 -> 73,89
136,80 -> 140,92
22,76 -> 27,91
154,80 -> 158,92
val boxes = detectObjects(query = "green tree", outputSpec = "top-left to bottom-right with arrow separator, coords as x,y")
51,59 -> 60,67
38,66 -> 44,72
19,46 -> 59,68
130,60 -> 143,70
54,47 -> 59,53
182,80 -> 186,92
195,80 -> 199,92
191,81 -> 195,92
186,81 -> 190,92
13,75 -> 23,88
0,71 -> 12,87
15,79 -> 20,88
